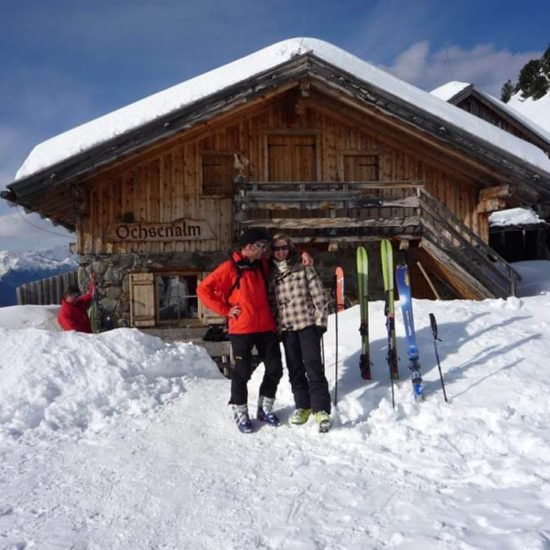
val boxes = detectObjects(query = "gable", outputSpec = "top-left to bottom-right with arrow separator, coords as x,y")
4,38 -> 550,223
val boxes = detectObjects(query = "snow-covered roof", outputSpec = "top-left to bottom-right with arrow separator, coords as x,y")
15,37 -> 550,181
430,81 -> 472,101
489,207 -> 544,227
430,81 -> 550,146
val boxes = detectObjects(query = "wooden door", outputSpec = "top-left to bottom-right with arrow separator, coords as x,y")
268,135 -> 317,181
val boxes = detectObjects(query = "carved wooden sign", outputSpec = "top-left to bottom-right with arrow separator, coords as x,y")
105,219 -> 215,242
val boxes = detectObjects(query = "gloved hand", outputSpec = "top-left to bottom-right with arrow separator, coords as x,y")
315,325 -> 327,338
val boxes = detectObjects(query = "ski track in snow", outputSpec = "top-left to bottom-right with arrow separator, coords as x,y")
1,264 -> 550,548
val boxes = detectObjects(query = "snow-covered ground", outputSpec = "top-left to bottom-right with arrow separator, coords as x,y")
509,92 -> 550,135
1,261 -> 550,549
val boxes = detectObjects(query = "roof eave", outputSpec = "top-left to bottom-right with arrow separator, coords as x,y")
4,52 -> 550,212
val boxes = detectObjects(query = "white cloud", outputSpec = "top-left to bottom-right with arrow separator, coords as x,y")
0,127 -> 27,189
0,209 -> 73,252
382,41 -> 542,97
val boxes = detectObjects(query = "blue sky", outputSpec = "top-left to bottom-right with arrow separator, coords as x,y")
1,0 -> 549,251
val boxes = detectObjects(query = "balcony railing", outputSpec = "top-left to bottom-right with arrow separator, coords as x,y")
234,179 -> 518,298
235,180 -> 422,241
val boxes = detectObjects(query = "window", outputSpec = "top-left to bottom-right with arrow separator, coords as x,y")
202,154 -> 235,196
156,273 -> 198,322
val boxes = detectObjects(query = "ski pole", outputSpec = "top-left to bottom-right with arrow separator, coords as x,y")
429,313 -> 448,403
334,274 -> 339,407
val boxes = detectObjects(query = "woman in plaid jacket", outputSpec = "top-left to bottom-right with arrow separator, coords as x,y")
269,233 -> 332,432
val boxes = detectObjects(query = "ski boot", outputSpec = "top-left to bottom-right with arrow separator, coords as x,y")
314,411 -> 332,433
289,408 -> 312,425
257,396 -> 280,427
233,404 -> 253,433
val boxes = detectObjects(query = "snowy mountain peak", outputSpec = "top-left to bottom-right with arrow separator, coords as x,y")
0,245 -> 76,278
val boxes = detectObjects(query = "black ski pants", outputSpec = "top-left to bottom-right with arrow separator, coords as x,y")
281,325 -> 331,414
228,331 -> 283,406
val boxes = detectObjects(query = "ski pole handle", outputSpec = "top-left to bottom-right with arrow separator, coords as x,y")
429,313 -> 440,341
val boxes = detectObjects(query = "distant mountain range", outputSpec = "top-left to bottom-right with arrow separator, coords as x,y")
0,246 -> 77,306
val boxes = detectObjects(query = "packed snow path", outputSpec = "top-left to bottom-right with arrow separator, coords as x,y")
1,261 -> 550,548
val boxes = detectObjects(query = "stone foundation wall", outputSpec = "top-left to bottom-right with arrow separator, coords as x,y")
77,251 -> 227,328
77,246 -> 381,329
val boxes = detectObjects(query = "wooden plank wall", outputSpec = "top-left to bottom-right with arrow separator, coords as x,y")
78,88 -> 486,254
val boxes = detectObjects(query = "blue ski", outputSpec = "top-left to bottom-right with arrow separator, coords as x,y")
395,263 -> 424,400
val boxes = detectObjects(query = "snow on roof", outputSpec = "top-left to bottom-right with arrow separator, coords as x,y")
489,207 -> 544,227
477,90 -> 550,145
509,91 -> 550,135
430,81 -> 550,146
430,81 -> 471,101
15,37 -> 550,181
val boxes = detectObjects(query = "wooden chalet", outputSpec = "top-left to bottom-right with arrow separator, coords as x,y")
3,38 -> 550,334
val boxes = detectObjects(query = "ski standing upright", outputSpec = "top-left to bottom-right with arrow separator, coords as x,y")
356,246 -> 371,379
396,262 -> 424,400
380,240 -> 399,408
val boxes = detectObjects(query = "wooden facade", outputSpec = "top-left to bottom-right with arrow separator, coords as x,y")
75,87 -> 489,257
4,46 -> 550,333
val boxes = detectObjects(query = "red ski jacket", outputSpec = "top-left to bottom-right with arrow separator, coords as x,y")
197,253 -> 276,335
57,283 -> 95,333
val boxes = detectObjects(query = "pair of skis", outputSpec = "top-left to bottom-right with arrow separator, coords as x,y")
357,241 -> 424,404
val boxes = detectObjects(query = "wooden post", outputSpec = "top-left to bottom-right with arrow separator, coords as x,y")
416,261 -> 441,300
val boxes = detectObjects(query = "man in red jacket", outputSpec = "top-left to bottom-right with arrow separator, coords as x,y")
57,275 -> 95,333
198,228 -> 283,433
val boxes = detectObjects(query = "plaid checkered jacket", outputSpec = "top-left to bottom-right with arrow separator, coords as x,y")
268,262 -> 328,333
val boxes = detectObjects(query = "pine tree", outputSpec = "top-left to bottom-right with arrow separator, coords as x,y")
501,79 -> 514,103
516,59 -> 549,100
517,59 -> 542,95
501,43 -> 550,102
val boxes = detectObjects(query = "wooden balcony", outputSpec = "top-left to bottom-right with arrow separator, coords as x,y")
235,180 -> 423,241
234,179 -> 518,299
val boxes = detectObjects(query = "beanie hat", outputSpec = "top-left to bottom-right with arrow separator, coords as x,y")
238,227 -> 270,247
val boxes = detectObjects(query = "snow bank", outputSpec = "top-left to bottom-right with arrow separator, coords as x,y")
0,304 -> 61,330
509,91 -> 550,134
0,328 -> 216,438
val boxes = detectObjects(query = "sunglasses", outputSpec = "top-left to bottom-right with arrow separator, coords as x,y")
272,245 -> 289,252
253,241 -> 268,249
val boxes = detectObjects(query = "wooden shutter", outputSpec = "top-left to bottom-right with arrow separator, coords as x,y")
129,273 -> 155,327
202,154 -> 234,196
